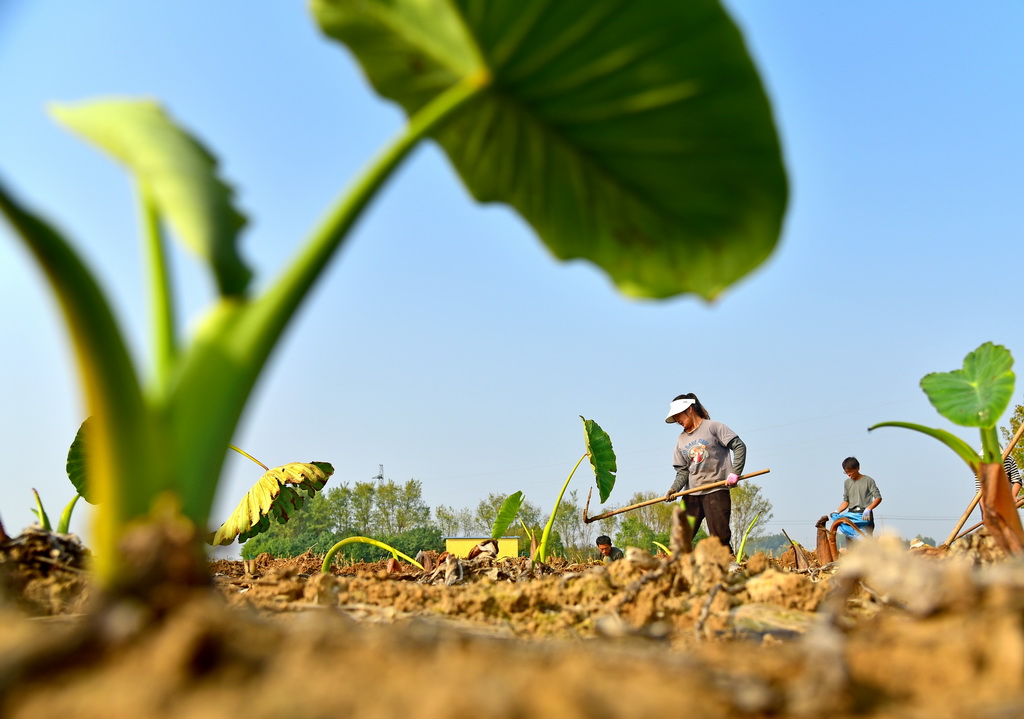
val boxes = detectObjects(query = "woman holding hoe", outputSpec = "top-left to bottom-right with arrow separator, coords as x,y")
663,393 -> 746,553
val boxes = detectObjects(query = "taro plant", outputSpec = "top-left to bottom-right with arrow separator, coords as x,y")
870,342 -> 1024,552
535,417 -> 617,562
0,1 -> 786,593
491,491 -> 524,540
321,536 -> 424,572
26,417 -> 96,535
29,488 -> 82,535
735,511 -> 761,564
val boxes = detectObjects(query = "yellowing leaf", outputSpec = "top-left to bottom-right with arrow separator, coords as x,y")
209,461 -> 333,545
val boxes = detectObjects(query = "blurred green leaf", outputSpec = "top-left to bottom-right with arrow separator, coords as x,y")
491,490 -> 524,539
582,416 -> 616,503
313,0 -> 787,300
0,179 -> 153,551
51,99 -> 251,297
210,461 -> 334,545
920,342 -> 1014,429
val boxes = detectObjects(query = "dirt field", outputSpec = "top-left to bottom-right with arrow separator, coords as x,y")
3,527 -> 1024,718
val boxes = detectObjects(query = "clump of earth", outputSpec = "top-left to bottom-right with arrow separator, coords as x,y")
2,525 -> 1024,718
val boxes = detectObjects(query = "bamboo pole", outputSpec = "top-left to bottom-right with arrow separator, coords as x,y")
944,421 -> 1024,546
954,496 -> 1024,542
582,469 -> 770,524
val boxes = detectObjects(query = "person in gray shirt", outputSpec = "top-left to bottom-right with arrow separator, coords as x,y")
835,456 -> 882,536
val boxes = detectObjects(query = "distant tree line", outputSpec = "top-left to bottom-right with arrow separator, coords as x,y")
241,478 -> 441,562
240,477 -> 776,563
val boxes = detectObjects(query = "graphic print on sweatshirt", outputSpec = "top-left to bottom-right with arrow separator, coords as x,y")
686,439 -> 710,466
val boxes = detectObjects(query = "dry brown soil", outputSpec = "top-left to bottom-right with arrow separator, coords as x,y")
3,527 -> 1024,718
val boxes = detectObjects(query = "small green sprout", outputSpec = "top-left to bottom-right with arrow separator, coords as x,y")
735,511 -> 762,564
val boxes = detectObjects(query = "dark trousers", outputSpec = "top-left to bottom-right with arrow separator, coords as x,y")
683,490 -> 732,553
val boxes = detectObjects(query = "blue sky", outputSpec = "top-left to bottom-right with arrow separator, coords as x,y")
2,1 -> 1024,552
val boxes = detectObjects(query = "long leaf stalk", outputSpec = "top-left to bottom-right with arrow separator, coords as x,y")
537,453 -> 586,562
981,425 -> 1001,464
321,536 -> 424,572
227,444 -> 269,472
163,70 -> 491,528
140,187 -> 177,396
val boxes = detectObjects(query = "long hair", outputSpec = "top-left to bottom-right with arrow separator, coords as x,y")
673,393 -> 710,420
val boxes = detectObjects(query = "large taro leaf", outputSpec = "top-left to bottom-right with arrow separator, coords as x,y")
491,490 -> 524,539
50,99 -> 251,297
210,461 -> 334,545
313,0 -> 787,300
582,416 -> 616,503
66,418 -> 97,504
920,343 -> 1014,429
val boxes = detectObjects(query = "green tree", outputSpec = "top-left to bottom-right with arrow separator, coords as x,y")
349,480 -> 376,534
472,493 -> 507,535
241,492 -> 341,559
615,515 -> 662,553
395,479 -> 431,533
552,489 -> 591,553
999,399 -> 1024,469
434,504 -> 462,537
322,484 -> 354,533
374,478 -> 430,535
374,480 -> 401,536
596,512 -> 620,542
744,532 -> 789,557
628,491 -> 674,537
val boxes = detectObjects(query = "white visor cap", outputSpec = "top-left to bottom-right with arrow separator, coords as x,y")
665,398 -> 695,423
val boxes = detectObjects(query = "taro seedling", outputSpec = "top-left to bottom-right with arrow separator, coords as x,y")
66,419 -> 334,548
29,489 -> 52,532
321,536 -> 424,572
491,491 -> 524,541
0,1 -> 786,595
870,342 -> 1024,552
29,489 -> 82,535
535,417 -> 617,562
735,511 -> 761,564
23,418 -> 95,535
